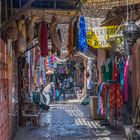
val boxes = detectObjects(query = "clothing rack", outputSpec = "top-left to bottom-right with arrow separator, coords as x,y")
98,81 -> 123,127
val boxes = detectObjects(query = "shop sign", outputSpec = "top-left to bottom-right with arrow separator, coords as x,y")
87,26 -> 124,48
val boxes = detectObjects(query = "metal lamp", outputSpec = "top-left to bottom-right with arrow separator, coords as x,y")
123,21 -> 140,44
123,21 -> 140,55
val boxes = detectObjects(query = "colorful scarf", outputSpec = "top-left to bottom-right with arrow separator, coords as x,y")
78,16 -> 88,52
40,20 -> 48,57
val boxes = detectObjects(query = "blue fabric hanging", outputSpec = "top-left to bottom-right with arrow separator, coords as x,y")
38,70 -> 41,87
78,16 -> 88,52
42,71 -> 47,86
48,56 -> 52,68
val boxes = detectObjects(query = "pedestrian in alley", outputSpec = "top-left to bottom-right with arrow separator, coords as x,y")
87,73 -> 94,96
81,73 -> 93,106
40,82 -> 52,110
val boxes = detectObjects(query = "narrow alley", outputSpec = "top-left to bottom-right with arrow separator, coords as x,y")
1,0 -> 140,140
14,99 -> 125,140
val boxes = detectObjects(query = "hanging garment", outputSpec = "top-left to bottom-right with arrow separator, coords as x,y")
123,56 -> 129,102
48,56 -> 52,68
78,16 -> 88,52
109,84 -> 116,121
73,18 -> 79,51
116,84 -> 123,109
51,55 -> 55,63
68,21 -> 74,56
34,70 -> 38,86
112,62 -> 117,81
106,88 -> 110,120
40,20 -> 48,57
57,28 -> 62,42
119,58 -> 125,86
98,83 -> 107,116
101,59 -> 113,82
35,48 -> 40,68
38,70 -> 41,87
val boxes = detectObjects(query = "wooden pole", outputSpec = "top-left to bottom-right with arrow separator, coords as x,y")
83,59 -> 87,96
5,0 -> 8,20
11,0 -> 13,16
0,0 -> 1,27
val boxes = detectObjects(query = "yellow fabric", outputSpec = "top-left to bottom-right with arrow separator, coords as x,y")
87,26 -> 123,49
87,30 -> 100,48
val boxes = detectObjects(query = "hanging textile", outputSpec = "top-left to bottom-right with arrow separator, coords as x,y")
40,20 -> 48,57
34,70 -> 38,86
68,21 -> 74,56
57,28 -> 62,42
101,59 -> 113,82
112,61 -> 117,81
73,18 -> 79,51
42,71 -> 47,86
123,56 -> 129,102
119,58 -> 125,86
78,16 -> 88,52
50,17 -> 62,52
48,56 -> 52,68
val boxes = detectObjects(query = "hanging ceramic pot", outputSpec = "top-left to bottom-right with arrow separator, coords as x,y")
7,20 -> 18,41
17,19 -> 27,53
50,17 -> 62,52
27,15 -> 36,41
17,32 -> 27,53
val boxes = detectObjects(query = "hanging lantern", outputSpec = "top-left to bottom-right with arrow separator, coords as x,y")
123,21 -> 140,44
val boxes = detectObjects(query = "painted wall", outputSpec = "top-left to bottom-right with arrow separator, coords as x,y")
0,39 -> 16,140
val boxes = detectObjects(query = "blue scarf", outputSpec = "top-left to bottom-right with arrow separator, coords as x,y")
78,16 -> 88,52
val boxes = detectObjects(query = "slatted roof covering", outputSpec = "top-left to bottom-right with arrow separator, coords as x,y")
85,0 -> 140,7
11,0 -> 80,10
81,0 -> 140,17
25,9 -> 78,23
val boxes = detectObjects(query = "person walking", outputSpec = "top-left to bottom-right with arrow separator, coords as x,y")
40,82 -> 52,110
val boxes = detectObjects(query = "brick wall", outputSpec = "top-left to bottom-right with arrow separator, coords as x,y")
0,39 -> 13,140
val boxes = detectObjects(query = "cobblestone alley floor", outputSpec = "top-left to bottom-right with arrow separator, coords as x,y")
14,100 -> 126,140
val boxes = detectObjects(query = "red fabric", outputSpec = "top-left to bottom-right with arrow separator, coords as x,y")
40,21 -> 48,57
112,62 -> 117,80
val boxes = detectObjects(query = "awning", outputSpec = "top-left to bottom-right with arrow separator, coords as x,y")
77,49 -> 96,60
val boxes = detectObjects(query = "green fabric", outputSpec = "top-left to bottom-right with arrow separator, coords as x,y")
102,60 -> 113,82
